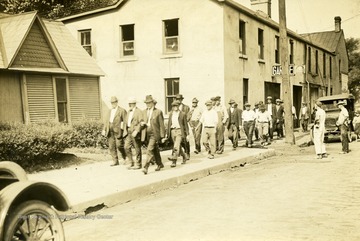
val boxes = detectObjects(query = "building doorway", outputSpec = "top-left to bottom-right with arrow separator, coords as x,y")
264,82 -> 280,102
293,85 -> 302,128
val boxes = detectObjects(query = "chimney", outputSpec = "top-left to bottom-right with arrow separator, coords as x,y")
250,0 -> 271,18
334,16 -> 342,32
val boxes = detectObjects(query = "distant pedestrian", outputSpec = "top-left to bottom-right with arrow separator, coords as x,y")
336,101 -> 350,154
265,96 -> 276,140
124,97 -> 143,170
241,103 -> 256,148
102,96 -> 127,166
274,99 -> 285,139
140,95 -> 166,174
176,94 -> 191,159
227,99 -> 241,150
167,100 -> 189,167
234,102 -> 243,140
299,102 -> 310,132
199,100 -> 218,159
353,110 -> 360,140
253,102 -> 260,141
188,98 -> 203,154
255,104 -> 272,146
313,101 -> 327,159
212,96 -> 228,154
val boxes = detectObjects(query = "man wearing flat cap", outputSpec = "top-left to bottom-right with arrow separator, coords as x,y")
227,99 -> 241,150
212,96 -> 229,154
167,100 -> 189,167
140,95 -> 166,174
265,96 -> 276,140
336,100 -> 350,154
240,102 -> 256,147
188,97 -> 203,154
102,96 -> 127,166
124,97 -> 143,169
175,94 -> 191,158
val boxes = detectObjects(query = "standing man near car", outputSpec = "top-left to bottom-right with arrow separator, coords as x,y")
102,96 -> 127,166
212,96 -> 228,154
167,100 -> 189,167
336,101 -> 350,154
140,95 -> 166,174
313,101 -> 327,159
176,94 -> 191,159
124,97 -> 143,170
188,98 -> 203,154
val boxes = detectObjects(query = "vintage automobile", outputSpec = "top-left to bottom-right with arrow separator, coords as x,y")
0,161 -> 70,241
316,93 -> 355,142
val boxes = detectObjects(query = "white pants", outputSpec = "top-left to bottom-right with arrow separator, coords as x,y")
313,128 -> 326,155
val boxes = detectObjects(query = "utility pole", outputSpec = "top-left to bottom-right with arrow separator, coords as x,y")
279,0 -> 295,144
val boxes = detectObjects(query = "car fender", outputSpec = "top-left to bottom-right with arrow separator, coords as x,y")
0,181 -> 71,239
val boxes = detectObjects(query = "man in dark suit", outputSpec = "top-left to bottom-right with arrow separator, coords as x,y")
227,99 -> 241,150
274,98 -> 285,138
167,100 -> 189,167
176,94 -> 191,159
265,96 -> 277,140
140,95 -> 166,175
102,96 -> 127,166
124,97 -> 143,169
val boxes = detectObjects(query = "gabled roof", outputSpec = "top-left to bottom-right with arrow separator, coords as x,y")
300,31 -> 343,53
0,12 -> 104,76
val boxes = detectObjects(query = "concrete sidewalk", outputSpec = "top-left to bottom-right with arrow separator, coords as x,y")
28,130 -> 308,215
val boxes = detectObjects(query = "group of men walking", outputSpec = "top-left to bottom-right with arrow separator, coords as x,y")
102,94 -> 288,175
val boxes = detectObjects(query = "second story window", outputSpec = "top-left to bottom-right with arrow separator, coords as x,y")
315,50 -> 319,74
79,29 -> 92,56
239,20 -> 246,55
308,47 -> 312,73
323,53 -> 326,77
275,36 -> 280,64
163,19 -> 179,54
121,24 -> 135,57
258,28 -> 264,59
289,39 -> 294,64
329,56 -> 333,79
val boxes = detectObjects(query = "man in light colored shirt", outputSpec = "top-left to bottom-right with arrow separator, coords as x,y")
241,103 -> 256,148
313,101 -> 327,159
255,104 -> 272,146
299,102 -> 310,132
199,100 -> 218,159
336,101 -> 350,154
212,96 -> 229,154
266,96 -> 276,140
189,98 -> 203,154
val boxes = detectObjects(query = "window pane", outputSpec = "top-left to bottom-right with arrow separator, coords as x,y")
122,24 -> 134,41
173,79 -> 179,94
164,19 -> 178,37
83,46 -> 92,56
58,103 -> 67,123
56,78 -> 67,102
123,42 -> 134,56
165,37 -> 178,53
81,31 -> 91,45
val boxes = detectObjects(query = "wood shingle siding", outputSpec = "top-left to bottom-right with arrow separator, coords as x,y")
69,76 -> 101,121
12,21 -> 60,69
26,75 -> 56,122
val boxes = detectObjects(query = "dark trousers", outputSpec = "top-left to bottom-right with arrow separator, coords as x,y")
124,131 -> 142,167
216,123 -> 225,153
269,119 -> 276,139
190,121 -> 202,152
108,130 -> 126,164
243,121 -> 255,145
301,118 -> 309,131
144,130 -> 163,169
228,124 -> 239,148
340,124 -> 349,152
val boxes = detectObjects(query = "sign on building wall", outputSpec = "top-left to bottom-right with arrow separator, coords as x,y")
272,65 -> 296,76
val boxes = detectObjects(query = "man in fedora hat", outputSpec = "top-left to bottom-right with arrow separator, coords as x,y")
227,99 -> 241,150
212,96 -> 228,154
299,101 -> 310,132
241,102 -> 256,147
336,100 -> 350,154
265,96 -> 276,140
102,96 -> 127,166
188,97 -> 203,154
167,100 -> 189,167
140,95 -> 166,174
274,98 -> 285,139
175,94 -> 191,158
124,97 -> 143,169
198,100 -> 218,159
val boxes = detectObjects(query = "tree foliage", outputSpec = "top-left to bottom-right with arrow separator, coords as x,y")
346,37 -> 360,101
0,0 -> 118,19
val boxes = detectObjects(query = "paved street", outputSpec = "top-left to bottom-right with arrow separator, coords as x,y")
64,139 -> 360,241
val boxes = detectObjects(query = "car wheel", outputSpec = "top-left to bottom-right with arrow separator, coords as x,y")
4,200 -> 65,241
0,161 -> 27,181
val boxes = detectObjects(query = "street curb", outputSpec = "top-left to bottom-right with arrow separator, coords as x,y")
64,148 -> 276,218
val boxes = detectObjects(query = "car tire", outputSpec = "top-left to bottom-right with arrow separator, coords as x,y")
4,200 -> 65,241
0,161 -> 27,181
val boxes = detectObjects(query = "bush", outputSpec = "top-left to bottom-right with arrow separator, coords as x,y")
0,121 -> 73,169
70,119 -> 108,149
